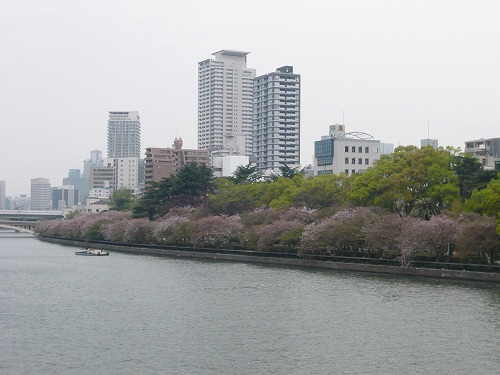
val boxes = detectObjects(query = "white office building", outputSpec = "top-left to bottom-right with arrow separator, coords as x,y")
313,124 -> 383,176
253,66 -> 300,172
107,111 -> 141,158
198,50 -> 256,156
30,178 -> 52,210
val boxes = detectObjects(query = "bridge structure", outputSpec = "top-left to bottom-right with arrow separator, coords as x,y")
0,210 -> 64,235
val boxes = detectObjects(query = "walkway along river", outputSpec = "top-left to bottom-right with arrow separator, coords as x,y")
38,235 -> 500,283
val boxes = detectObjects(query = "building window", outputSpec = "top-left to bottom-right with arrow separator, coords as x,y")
365,158 -> 369,165
365,147 -> 369,153
358,158 -> 362,164
345,157 -> 349,164
358,146 -> 363,153
352,169 -> 356,175
344,169 -> 349,175
352,158 -> 356,164
345,146 -> 349,152
352,146 -> 356,152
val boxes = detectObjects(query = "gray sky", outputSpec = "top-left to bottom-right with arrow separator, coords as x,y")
1,0 -> 499,197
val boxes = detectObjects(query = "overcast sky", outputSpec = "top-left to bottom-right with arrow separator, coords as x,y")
1,0 -> 499,197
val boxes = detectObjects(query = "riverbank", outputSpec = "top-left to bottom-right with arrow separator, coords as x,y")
38,235 -> 500,283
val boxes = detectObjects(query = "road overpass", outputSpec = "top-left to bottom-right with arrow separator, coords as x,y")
0,210 -> 64,235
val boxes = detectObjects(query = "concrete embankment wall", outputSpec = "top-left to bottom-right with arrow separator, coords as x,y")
39,236 -> 500,283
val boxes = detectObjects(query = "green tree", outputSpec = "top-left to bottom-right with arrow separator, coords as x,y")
270,164 -> 305,180
452,154 -> 498,199
348,146 -> 459,215
133,178 -> 173,220
134,163 -> 216,220
464,174 -> 500,216
409,197 -> 440,221
109,188 -> 135,211
171,162 -> 216,207
232,163 -> 261,184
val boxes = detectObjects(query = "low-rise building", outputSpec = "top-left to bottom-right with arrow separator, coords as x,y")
313,124 -> 388,177
464,137 -> 500,170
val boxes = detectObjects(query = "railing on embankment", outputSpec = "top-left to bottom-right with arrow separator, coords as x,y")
37,235 -> 500,283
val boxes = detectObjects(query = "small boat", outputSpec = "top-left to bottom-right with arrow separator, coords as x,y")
75,248 -> 109,256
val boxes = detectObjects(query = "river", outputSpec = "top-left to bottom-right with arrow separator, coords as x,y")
1,233 -> 499,374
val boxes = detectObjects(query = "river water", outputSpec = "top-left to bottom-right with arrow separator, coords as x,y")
1,233 -> 499,374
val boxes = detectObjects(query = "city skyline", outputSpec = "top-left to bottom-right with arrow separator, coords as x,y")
1,0 -> 499,196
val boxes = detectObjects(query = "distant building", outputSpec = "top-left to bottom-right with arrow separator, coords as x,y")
83,150 -> 103,179
198,50 -> 256,156
313,124 -> 383,176
12,195 -> 30,210
464,137 -> 500,170
145,138 -> 210,184
253,66 -> 301,172
90,161 -> 115,194
89,156 -> 141,198
107,111 -> 141,158
421,139 -> 439,149
52,185 -> 78,209
63,169 -> 89,205
31,178 -> 52,210
0,180 -> 5,209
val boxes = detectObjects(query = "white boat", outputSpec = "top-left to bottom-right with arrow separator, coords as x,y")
75,248 -> 109,256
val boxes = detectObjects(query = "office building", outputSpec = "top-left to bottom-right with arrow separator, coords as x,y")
107,111 -> 141,158
63,169 -> 89,205
198,50 -> 255,156
145,138 -> 210,183
52,185 -> 78,209
464,137 -> 500,170
253,66 -> 301,172
421,139 -> 439,149
30,178 -> 52,210
313,124 -> 382,176
83,150 -> 103,179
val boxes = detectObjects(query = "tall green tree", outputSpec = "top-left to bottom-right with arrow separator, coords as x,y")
232,163 -> 261,184
109,188 -> 135,211
464,174 -> 500,216
348,146 -> 459,215
452,154 -> 498,199
270,164 -> 305,180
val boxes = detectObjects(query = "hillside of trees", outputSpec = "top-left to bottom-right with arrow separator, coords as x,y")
36,146 -> 500,266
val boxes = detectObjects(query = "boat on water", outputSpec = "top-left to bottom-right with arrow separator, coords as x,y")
75,248 -> 109,256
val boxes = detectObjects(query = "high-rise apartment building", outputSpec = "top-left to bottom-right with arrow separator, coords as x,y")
107,111 -> 141,158
253,66 -> 301,172
30,178 -> 52,210
198,50 -> 256,156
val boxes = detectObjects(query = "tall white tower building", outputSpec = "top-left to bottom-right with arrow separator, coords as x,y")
198,50 -> 256,156
30,178 -> 51,210
253,66 -> 301,172
107,111 -> 141,158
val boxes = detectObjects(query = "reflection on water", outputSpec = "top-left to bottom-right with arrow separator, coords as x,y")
1,235 -> 499,375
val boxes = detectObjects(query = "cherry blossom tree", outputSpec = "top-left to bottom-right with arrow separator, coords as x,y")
190,215 -> 244,247
299,207 -> 378,256
152,216 -> 191,243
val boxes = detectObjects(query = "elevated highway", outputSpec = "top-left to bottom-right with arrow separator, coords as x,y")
0,210 -> 64,235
